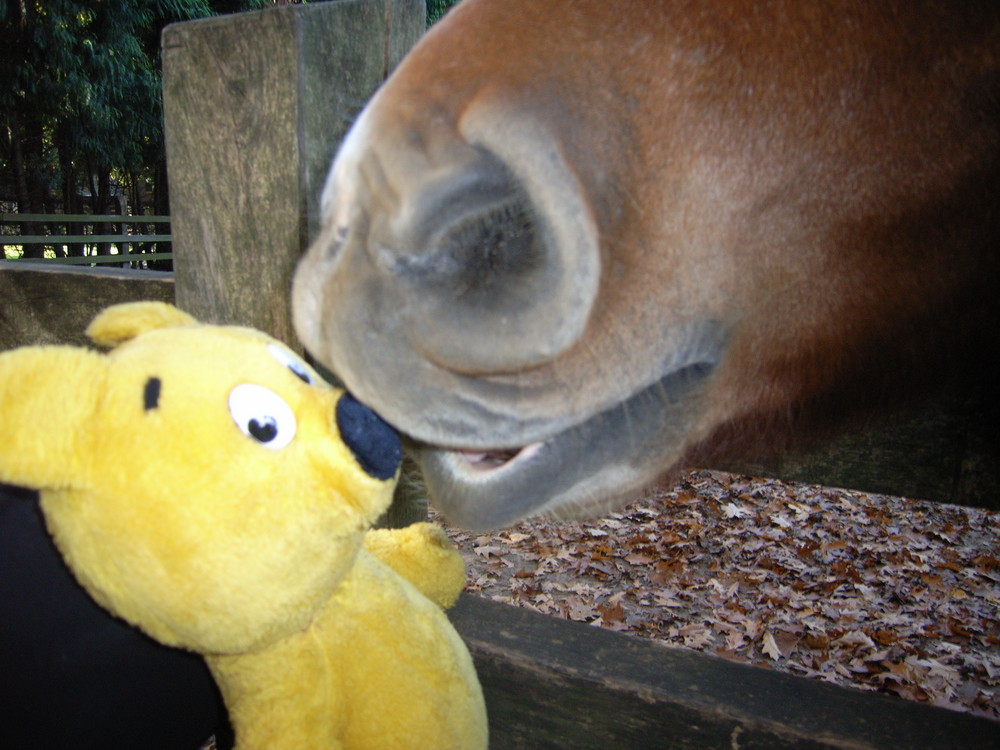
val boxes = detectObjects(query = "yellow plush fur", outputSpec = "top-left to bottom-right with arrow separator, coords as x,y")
0,302 -> 487,750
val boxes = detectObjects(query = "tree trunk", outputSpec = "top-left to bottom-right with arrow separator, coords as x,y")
154,157 -> 169,216
60,145 -> 83,258
5,112 -> 32,214
93,169 -> 114,257
5,112 -> 45,258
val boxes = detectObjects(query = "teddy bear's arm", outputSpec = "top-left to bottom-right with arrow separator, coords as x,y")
363,523 -> 466,609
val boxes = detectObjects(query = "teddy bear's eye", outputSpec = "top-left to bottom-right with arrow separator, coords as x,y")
267,344 -> 316,385
228,384 -> 297,450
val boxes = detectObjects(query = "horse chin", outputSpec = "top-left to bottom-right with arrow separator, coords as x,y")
416,360 -> 718,530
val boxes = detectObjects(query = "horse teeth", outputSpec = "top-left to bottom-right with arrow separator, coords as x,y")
458,449 -> 521,469
459,451 -> 489,464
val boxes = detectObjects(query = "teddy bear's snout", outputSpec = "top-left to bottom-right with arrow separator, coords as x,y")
335,392 -> 403,481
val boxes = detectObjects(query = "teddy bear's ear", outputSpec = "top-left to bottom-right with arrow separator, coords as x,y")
0,346 -> 106,491
86,302 -> 198,348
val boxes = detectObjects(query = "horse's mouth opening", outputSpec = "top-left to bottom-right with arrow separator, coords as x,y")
415,354 -> 722,529
454,442 -> 543,473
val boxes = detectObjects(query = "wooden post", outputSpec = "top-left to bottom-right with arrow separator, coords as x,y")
162,0 -> 425,347
162,1 -> 428,526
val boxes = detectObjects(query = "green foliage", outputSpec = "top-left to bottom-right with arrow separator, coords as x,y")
0,0 -> 272,219
427,0 -> 460,26
0,0 -> 456,224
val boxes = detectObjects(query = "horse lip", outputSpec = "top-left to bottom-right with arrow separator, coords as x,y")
417,358 -> 719,529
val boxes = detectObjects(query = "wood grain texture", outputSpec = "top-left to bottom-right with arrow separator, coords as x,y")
449,594 -> 999,750
162,0 -> 424,349
0,265 -> 173,350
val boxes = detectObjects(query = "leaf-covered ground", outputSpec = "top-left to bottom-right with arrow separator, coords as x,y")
432,469 -> 1000,721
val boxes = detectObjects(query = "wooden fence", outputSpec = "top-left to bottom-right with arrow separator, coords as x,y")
0,263 -> 174,351
1,1 -> 995,747
1,213 -> 172,267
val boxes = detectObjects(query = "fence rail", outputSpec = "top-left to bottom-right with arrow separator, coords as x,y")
1,213 -> 172,267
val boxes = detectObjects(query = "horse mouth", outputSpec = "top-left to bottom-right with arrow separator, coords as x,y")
416,359 -> 719,530
453,443 -> 543,473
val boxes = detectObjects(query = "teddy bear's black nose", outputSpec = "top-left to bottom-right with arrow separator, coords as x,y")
335,393 -> 402,480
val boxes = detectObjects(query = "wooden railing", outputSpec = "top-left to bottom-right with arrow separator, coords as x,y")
0,213 -> 172,267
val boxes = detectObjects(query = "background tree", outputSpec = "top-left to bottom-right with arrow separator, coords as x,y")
1,2 -> 220,222
1,0 -> 456,258
427,0 -> 459,25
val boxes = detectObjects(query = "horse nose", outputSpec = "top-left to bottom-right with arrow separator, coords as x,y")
335,392 -> 402,480
358,141 -> 599,376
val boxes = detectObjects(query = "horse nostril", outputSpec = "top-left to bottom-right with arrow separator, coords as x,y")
335,392 -> 402,480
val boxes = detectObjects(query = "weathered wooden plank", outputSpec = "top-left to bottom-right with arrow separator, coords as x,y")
719,375 -> 999,510
0,264 -> 174,350
162,0 -> 424,349
449,595 -> 998,750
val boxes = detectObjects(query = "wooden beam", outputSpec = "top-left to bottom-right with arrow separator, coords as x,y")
161,0 -> 425,349
450,595 -> 998,750
0,265 -> 173,350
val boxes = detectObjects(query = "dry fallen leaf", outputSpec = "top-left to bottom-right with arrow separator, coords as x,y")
433,469 -> 1000,721
762,632 -> 783,661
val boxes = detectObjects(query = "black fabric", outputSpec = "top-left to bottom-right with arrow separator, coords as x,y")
0,483 -> 229,750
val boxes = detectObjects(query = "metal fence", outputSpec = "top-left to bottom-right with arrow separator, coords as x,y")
1,213 -> 172,268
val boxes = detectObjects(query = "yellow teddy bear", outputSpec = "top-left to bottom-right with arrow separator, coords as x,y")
0,302 -> 487,750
